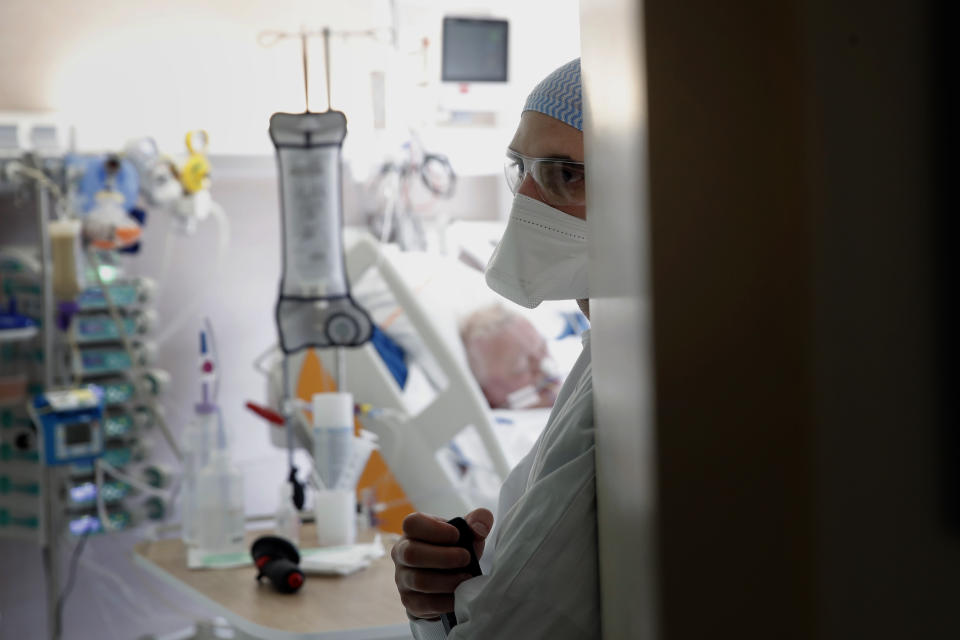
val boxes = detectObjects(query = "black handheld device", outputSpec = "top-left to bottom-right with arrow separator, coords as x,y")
441,517 -> 483,632
251,535 -> 305,594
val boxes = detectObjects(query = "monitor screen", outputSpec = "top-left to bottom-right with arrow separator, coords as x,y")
442,17 -> 509,82
64,422 -> 92,446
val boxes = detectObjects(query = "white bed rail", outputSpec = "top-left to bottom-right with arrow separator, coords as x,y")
342,236 -> 511,518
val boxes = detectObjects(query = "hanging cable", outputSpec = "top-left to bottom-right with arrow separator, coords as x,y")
154,200 -> 230,347
53,524 -> 92,640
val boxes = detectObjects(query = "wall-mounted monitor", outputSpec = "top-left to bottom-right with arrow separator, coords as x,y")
442,17 -> 509,83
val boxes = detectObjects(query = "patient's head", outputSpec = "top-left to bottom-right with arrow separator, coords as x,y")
461,306 -> 560,410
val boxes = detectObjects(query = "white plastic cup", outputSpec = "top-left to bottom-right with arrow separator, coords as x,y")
314,489 -> 356,547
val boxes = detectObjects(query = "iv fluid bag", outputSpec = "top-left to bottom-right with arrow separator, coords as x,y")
278,144 -> 344,294
269,111 -> 373,353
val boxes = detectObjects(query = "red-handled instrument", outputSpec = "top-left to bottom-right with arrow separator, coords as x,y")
245,401 -> 285,426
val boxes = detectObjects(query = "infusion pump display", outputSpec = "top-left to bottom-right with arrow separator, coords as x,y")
32,386 -> 105,466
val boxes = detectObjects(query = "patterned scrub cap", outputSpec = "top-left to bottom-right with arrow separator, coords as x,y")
522,58 -> 582,131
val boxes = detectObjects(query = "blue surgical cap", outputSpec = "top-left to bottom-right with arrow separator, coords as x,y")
522,58 -> 582,131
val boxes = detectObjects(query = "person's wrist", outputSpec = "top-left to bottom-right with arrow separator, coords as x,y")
407,611 -> 441,622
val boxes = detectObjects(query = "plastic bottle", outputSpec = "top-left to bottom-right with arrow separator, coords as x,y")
275,483 -> 301,545
180,405 -> 215,546
195,447 -> 245,554
182,324 -> 222,547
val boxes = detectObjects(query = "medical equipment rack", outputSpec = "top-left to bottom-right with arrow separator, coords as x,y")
0,145 -> 170,640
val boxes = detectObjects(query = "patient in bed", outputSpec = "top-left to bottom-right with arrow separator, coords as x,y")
460,305 -> 561,410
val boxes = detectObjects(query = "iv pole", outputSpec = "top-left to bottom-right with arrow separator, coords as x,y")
258,24 -> 387,505
31,153 -> 64,640
259,25 -> 388,117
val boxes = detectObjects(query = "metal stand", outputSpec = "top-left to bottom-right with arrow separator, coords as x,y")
257,24 -> 393,114
40,467 -> 63,640
31,154 -> 62,640
335,347 -> 346,391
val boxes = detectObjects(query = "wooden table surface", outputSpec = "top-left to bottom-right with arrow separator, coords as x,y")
133,525 -> 411,639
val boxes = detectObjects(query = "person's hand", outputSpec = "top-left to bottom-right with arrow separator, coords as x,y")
392,508 -> 494,620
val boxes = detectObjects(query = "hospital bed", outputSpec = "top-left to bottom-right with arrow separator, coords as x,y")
257,225 -> 586,524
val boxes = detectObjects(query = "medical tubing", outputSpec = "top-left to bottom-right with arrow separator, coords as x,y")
94,457 -> 171,535
79,553 -> 153,623
155,224 -> 175,290
166,469 -> 184,520
155,200 -> 231,346
95,450 -> 116,534
204,316 -> 221,402
379,175 -> 398,248
66,331 -> 83,387
153,408 -> 183,462
86,250 -> 180,463
211,201 -> 231,271
420,153 -> 456,198
98,459 -> 170,497
7,162 -> 67,218
282,359 -> 294,471
253,344 -> 280,378
335,347 -> 346,390
54,530 -> 90,640
51,532 -> 129,640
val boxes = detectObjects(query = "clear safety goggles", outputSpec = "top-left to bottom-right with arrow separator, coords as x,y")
504,149 -> 586,207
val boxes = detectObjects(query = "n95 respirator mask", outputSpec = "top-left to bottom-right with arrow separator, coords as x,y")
485,194 -> 589,309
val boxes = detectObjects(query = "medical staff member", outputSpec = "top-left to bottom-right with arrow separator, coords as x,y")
392,58 -> 597,639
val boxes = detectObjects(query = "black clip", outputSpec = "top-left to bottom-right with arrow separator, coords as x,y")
441,517 -> 483,632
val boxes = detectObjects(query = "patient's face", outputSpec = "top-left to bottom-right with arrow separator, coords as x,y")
509,111 -> 586,220
468,316 -> 560,409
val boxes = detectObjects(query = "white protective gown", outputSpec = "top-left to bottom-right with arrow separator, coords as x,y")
411,331 -> 598,639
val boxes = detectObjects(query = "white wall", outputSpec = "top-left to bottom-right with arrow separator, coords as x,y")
0,0 -> 580,177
